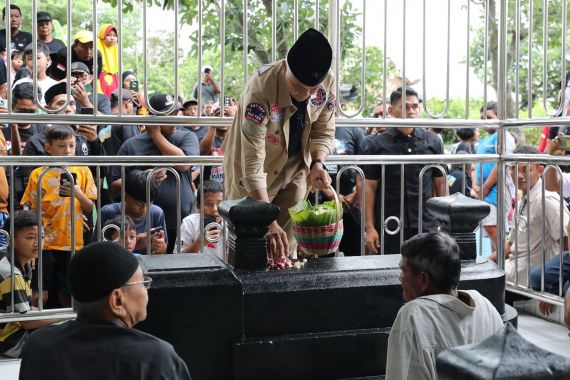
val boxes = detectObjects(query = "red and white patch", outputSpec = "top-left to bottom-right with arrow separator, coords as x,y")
266,133 -> 280,145
326,101 -> 335,112
310,88 -> 327,108
270,104 -> 280,113
244,103 -> 267,125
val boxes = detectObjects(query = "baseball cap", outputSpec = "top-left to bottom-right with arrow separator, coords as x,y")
74,31 -> 93,44
37,11 -> 52,22
71,61 -> 90,74
148,93 -> 182,115
182,99 -> 198,109
111,88 -> 135,102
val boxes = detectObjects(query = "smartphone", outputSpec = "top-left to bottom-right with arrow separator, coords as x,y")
80,107 -> 94,115
204,68 -> 211,74
60,173 -> 77,197
129,80 -> 139,92
223,96 -> 231,108
558,135 -> 570,150
149,226 -> 163,235
204,216 -> 216,226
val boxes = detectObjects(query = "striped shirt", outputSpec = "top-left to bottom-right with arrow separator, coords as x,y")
386,290 -> 503,380
0,256 -> 32,355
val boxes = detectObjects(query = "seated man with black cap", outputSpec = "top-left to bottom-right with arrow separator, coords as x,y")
19,241 -> 191,379
223,28 -> 336,259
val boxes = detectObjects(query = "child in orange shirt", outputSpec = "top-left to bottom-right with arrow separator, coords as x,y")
21,125 -> 97,307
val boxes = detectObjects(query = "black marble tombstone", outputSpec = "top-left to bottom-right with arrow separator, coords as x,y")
426,193 -> 491,260
437,323 -> 570,379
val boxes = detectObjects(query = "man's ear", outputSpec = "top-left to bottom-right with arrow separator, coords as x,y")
108,288 -> 127,317
537,164 -> 545,176
388,105 -> 395,117
44,143 -> 51,155
419,271 -> 431,293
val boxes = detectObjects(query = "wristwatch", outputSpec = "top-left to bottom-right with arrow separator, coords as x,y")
310,159 -> 327,171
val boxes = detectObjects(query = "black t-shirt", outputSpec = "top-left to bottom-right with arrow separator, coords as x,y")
111,131 -> 200,229
75,93 -> 112,115
2,124 -> 47,147
102,124 -> 141,156
42,38 -> 66,54
448,167 -> 473,198
0,29 -> 32,51
183,126 -> 208,141
362,128 -> 445,230
0,56 -> 6,85
288,98 -> 307,156
327,127 -> 364,195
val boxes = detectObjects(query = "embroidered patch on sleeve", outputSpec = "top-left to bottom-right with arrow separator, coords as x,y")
244,103 -> 267,125
310,88 -> 327,108
266,133 -> 280,145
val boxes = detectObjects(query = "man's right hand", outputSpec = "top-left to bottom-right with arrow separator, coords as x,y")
365,226 -> 380,254
267,221 -> 289,258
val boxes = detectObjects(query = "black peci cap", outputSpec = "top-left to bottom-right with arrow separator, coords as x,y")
68,241 -> 140,303
286,28 -> 333,87
44,82 -> 68,105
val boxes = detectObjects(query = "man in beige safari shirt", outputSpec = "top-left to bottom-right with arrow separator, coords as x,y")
223,28 -> 336,259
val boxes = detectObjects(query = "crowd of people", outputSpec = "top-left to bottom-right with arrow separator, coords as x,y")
0,9 -> 568,378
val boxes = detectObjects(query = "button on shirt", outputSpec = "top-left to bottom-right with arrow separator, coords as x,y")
362,128 -> 444,230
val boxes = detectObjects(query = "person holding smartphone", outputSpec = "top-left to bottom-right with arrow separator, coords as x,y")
192,65 -> 220,105
69,62 -> 111,115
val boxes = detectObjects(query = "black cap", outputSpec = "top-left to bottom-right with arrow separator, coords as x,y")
45,82 -> 68,105
286,28 -> 332,87
37,11 -> 52,22
148,93 -> 182,114
68,242 -> 140,303
182,99 -> 198,109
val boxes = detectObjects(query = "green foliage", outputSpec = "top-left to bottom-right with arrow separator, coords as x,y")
470,0 -> 570,116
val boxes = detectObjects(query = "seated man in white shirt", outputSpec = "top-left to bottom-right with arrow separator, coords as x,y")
501,146 -> 570,286
386,232 -> 503,380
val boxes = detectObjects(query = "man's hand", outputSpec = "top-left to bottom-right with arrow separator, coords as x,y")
71,82 -> 91,107
308,163 -> 331,190
365,225 -> 380,254
340,192 -> 356,210
76,124 -> 97,142
538,301 -> 555,316
546,135 -> 566,156
150,168 -> 167,185
150,230 -> 167,254
267,220 -> 289,258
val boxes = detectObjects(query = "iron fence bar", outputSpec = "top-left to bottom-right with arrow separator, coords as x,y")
417,165 -> 448,233
337,0 -> 366,118
542,0 -> 567,116
465,0 -> 470,119
220,0 -> 225,115
197,0 -> 203,115
402,0 -> 406,121
527,0 -> 533,118
483,0 -> 489,114
506,283 -> 564,306
422,0 -> 450,118
336,165 -> 366,256
513,163 -> 519,285
243,0 -> 248,86
380,164 -> 385,255
514,0 -> 520,118
91,0 -> 98,115
8,166 -> 14,314
400,163 -> 404,248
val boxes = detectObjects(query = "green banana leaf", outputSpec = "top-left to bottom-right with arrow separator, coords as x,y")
288,200 -> 341,227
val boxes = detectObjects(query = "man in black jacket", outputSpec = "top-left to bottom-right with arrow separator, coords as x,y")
19,241 -> 191,380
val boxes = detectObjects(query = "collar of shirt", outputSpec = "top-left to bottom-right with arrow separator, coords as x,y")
419,290 -> 476,317
521,177 -> 544,209
277,62 -> 293,110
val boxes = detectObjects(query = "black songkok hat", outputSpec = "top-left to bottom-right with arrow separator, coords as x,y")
44,82 -> 67,105
286,28 -> 333,87
68,241 -> 139,302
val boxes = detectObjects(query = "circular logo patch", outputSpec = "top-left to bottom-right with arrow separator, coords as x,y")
310,88 -> 327,108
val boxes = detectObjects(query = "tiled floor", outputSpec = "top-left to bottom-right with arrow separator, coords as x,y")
517,311 -> 570,359
1,310 -> 569,379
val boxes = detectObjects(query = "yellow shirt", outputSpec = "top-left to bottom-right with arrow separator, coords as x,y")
21,166 -> 97,251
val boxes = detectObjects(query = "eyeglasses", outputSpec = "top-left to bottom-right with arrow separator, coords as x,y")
123,276 -> 152,289
72,72 -> 89,80
14,107 -> 38,114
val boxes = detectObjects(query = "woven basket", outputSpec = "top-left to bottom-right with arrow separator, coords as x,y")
292,186 -> 344,257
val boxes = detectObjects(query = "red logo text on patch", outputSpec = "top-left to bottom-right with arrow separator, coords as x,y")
245,103 -> 267,125
310,88 -> 327,108
266,133 -> 280,145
